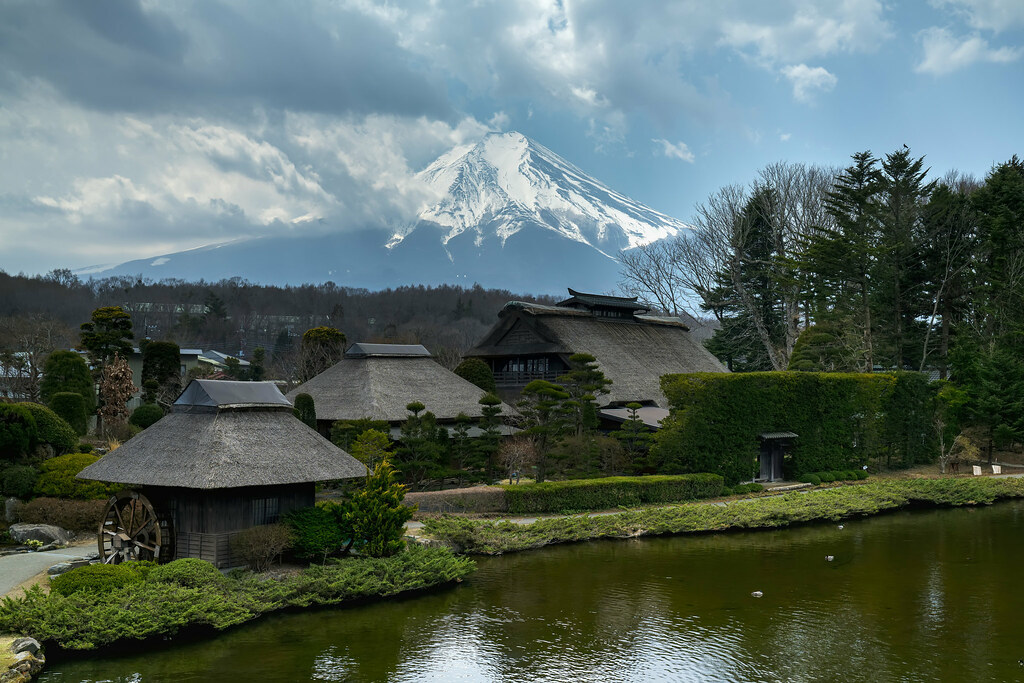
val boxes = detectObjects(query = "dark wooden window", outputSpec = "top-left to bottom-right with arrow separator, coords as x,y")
250,497 -> 280,525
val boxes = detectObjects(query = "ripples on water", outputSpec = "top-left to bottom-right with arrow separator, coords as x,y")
42,502 -> 1024,682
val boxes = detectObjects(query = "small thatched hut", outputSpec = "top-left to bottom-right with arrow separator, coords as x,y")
78,379 -> 366,568
286,343 -> 515,435
465,288 -> 727,410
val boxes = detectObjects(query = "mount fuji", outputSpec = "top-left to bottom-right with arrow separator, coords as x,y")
97,132 -> 687,294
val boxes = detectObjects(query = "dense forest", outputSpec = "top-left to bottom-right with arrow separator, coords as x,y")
0,274 -> 555,383
620,148 -> 1024,446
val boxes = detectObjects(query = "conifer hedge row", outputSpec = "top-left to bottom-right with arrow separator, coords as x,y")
502,473 -> 724,514
653,371 -> 936,484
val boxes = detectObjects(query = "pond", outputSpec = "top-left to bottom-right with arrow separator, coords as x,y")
41,501 -> 1024,682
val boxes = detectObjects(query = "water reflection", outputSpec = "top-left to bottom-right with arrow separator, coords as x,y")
42,502 -> 1024,682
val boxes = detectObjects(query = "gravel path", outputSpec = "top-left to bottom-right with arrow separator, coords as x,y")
0,542 -> 95,598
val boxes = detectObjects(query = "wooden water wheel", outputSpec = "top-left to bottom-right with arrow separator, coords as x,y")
97,491 -> 173,564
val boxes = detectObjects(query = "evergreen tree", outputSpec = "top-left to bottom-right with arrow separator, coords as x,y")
345,459 -> 415,557
349,428 -> 393,470
476,392 -> 504,478
40,350 -> 95,414
141,340 -> 181,408
293,393 -> 317,429
249,347 -> 266,381
331,418 -> 391,450
395,401 -> 445,488
557,352 -> 611,435
79,306 -> 134,378
517,380 -> 570,482
612,402 -> 653,472
453,357 -> 497,393
298,326 -> 346,381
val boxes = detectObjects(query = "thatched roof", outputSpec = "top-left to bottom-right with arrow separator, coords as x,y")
467,299 -> 727,407
287,344 -> 515,423
557,288 -> 650,313
78,380 -> 366,489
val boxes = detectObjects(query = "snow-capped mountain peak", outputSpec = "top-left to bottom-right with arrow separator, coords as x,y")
389,131 -> 685,255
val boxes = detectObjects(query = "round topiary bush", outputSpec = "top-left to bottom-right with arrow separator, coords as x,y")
720,487 -> 734,496
78,443 -> 94,453
49,562 -> 154,596
49,392 -> 88,436
34,453 -> 116,500
817,472 -> 836,483
293,393 -> 316,429
129,404 -> 164,430
855,470 -> 869,480
799,474 -> 822,486
453,358 -> 497,393
149,558 -> 224,588
17,402 -> 77,455
2,464 -> 39,498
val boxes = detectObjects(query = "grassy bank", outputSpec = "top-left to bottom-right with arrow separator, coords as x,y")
421,478 -> 1024,555
0,545 -> 474,651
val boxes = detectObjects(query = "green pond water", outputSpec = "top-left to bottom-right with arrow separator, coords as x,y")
41,502 -> 1024,682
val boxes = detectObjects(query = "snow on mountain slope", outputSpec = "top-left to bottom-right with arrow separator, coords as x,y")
389,131 -> 685,255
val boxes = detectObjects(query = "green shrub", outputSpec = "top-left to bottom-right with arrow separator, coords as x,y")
453,358 -> 497,393
855,470 -> 869,480
77,443 -> 94,453
502,474 -> 723,514
720,487 -> 734,496
149,558 -> 224,588
798,474 -> 822,486
17,497 -> 107,531
49,392 -> 88,436
2,464 -> 39,498
129,404 -> 164,430
330,418 -> 391,450
17,402 -> 77,455
293,393 -> 316,429
654,371 -> 936,482
284,505 -> 347,562
817,471 -> 836,483
34,453 -> 116,500
0,545 -> 473,651
346,460 -> 415,558
733,483 -> 765,494
49,562 -> 154,596
0,404 -> 37,462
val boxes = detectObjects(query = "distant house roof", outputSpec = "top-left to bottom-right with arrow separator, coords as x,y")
130,346 -> 203,356
345,343 -> 431,358
466,296 -> 727,407
557,288 -> 651,313
200,350 -> 250,367
759,431 -> 798,440
287,347 -> 514,423
175,379 -> 290,409
79,380 -> 365,489
598,406 -> 670,430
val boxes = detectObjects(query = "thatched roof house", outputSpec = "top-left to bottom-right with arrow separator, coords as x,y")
79,379 -> 366,567
286,343 -> 515,432
465,288 -> 727,409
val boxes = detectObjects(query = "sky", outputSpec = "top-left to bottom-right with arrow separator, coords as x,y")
1,0 -> 1023,276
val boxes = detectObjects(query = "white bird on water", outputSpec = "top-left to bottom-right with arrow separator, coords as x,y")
826,555 -> 835,562
751,591 -> 763,598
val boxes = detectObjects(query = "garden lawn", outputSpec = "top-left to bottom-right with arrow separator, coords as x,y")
421,478 -> 1024,554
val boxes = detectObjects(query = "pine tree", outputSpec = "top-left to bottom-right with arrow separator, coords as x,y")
612,403 -> 653,472
557,353 -> 611,436
517,380 -> 570,482
79,306 -> 134,379
346,459 -> 415,557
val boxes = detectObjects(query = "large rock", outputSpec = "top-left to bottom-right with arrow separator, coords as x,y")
8,523 -> 71,546
3,498 -> 19,524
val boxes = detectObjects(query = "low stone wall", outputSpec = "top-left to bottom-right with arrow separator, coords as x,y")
0,637 -> 44,683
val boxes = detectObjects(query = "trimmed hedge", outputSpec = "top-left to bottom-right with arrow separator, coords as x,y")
34,453 -> 116,500
50,562 -> 155,596
501,474 -> 724,514
654,371 -> 936,483
49,392 -> 88,436
17,402 -> 77,455
1,464 -> 39,498
129,404 -> 164,430
0,404 -> 37,461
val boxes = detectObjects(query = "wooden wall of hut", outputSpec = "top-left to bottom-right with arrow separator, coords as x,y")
146,483 -> 314,568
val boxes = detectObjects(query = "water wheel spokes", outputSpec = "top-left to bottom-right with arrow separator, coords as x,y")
98,491 -> 171,564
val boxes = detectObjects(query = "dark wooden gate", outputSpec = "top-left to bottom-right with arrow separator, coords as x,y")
757,432 -> 797,482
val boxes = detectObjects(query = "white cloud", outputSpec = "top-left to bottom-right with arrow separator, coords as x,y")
720,0 -> 891,65
488,111 -> 510,131
916,26 -> 1021,74
932,0 -> 1024,32
781,64 -> 838,102
780,132 -> 792,141
652,138 -> 696,163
